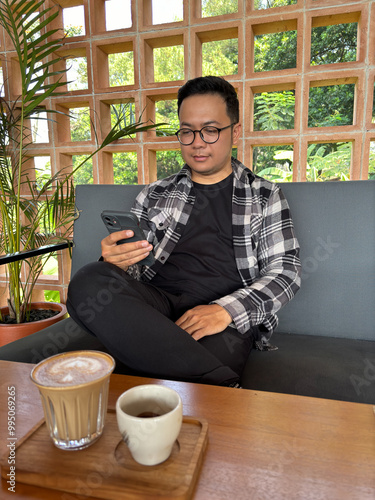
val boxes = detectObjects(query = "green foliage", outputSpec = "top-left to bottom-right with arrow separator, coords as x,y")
113,152 -> 138,185
202,0 -> 238,17
111,103 -> 137,141
311,23 -> 357,65
70,107 -> 91,141
250,11 -> 356,176
254,31 -> 297,72
44,289 -> 60,302
257,166 -> 293,182
369,144 -> 375,180
308,85 -> 354,128
254,91 -> 295,131
254,0 -> 296,8
200,2 -> 238,75
202,39 -> 238,76
42,254 -> 60,302
64,24 -> 84,38
67,57 -> 88,91
256,143 -> 352,183
254,20 -> 356,73
155,100 -> 179,133
34,157 -> 51,191
154,45 -> 184,82
306,143 -> 351,182
109,52 -> 134,87
254,147 -> 293,182
73,156 -> 93,184
157,150 -> 184,179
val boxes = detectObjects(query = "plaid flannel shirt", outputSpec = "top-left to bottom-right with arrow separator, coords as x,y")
129,157 -> 301,340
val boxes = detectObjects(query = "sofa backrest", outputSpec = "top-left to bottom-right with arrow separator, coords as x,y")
72,181 -> 375,341
276,181 -> 374,341
72,184 -> 145,277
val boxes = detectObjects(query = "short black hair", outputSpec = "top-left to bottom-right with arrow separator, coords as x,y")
177,76 -> 239,124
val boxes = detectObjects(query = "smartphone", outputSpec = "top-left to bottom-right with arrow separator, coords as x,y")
101,210 -> 155,266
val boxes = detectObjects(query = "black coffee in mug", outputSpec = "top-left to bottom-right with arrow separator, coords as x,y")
137,411 -> 161,418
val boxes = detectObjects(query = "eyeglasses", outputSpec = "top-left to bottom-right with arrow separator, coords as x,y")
175,123 -> 236,145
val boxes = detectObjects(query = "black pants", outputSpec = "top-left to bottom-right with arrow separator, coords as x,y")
67,261 -> 256,386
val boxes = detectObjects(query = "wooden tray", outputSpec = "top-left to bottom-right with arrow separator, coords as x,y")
1,410 -> 208,499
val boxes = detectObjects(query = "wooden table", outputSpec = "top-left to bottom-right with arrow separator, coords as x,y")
0,360 -> 374,499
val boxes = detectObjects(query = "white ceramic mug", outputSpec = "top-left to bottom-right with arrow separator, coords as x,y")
116,384 -> 183,466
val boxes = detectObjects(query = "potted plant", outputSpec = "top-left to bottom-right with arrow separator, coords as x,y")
0,0 -> 161,343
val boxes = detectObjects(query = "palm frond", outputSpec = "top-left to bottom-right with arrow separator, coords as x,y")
0,1 -> 164,323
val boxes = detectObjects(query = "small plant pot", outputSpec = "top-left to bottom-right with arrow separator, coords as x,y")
0,302 -> 68,348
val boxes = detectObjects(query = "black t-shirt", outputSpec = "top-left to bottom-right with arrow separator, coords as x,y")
150,173 -> 243,303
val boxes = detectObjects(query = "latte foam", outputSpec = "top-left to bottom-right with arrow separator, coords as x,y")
32,351 -> 114,387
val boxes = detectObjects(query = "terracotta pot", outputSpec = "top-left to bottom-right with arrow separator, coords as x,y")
0,302 -> 68,348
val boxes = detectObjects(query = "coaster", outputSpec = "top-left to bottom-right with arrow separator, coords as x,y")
1,410 -> 208,500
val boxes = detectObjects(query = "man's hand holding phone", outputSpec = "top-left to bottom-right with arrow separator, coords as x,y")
101,230 -> 153,271
101,211 -> 155,271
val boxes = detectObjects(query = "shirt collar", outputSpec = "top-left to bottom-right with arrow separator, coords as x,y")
175,165 -> 192,183
232,157 -> 255,185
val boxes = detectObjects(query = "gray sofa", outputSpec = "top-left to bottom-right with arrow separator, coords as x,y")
1,181 -> 374,404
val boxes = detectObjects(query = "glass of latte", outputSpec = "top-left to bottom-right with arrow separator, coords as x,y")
30,350 -> 115,450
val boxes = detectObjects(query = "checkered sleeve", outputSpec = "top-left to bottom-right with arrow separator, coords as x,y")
213,186 -> 301,338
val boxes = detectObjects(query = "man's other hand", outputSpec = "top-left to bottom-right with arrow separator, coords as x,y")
175,304 -> 232,340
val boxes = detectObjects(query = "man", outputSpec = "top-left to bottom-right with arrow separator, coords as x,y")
67,76 -> 301,387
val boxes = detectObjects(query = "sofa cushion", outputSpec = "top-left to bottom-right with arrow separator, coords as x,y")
242,332 -> 375,404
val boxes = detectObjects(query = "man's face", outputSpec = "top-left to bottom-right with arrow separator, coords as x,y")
178,93 -> 241,184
